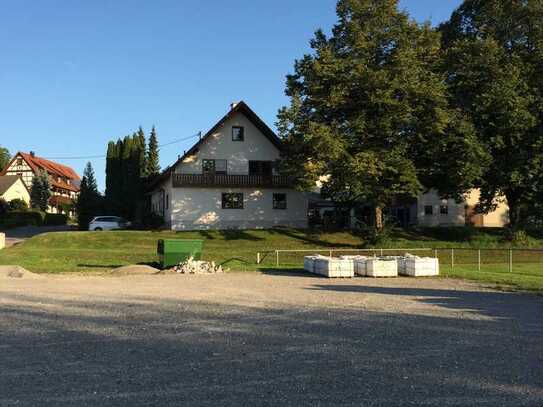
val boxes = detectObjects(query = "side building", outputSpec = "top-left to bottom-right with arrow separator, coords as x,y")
1,151 -> 80,215
149,101 -> 309,230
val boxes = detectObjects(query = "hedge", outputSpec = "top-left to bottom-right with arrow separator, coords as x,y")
0,211 -> 45,228
44,213 -> 68,226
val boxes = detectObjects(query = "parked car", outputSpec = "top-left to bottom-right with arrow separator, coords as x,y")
88,216 -> 130,231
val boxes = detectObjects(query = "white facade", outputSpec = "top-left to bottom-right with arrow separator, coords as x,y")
0,177 -> 30,204
151,102 -> 309,230
416,189 -> 508,227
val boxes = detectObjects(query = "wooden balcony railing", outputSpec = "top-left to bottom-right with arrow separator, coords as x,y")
172,173 -> 292,188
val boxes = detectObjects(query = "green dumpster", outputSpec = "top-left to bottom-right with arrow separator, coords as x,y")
157,239 -> 204,268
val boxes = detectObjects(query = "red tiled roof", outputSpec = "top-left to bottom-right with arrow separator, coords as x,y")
18,152 -> 80,180
1,152 -> 81,192
51,179 -> 80,192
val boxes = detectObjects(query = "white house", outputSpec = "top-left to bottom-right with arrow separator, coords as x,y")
150,101 -> 309,230
1,151 -> 80,215
0,175 -> 31,205
414,189 -> 508,227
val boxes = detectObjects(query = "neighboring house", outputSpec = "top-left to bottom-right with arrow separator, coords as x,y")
0,175 -> 30,205
1,151 -> 80,215
387,189 -> 509,228
149,101 -> 309,230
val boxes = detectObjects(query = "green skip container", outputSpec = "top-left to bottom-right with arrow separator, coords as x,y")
157,239 -> 204,268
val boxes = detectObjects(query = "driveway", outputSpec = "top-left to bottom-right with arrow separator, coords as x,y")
0,273 -> 542,406
3,225 -> 72,247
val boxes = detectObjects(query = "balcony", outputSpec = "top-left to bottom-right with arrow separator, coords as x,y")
172,173 -> 292,188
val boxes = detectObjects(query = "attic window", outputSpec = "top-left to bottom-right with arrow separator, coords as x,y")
16,158 -> 23,166
232,126 -> 244,141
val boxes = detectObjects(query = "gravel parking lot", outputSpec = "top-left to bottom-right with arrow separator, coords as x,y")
1,272 -> 542,406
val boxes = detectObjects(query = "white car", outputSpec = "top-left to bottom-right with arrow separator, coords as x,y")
88,216 -> 130,231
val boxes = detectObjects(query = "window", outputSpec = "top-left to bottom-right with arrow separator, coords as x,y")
202,159 -> 227,175
16,157 -> 23,166
232,126 -> 244,141
166,194 -> 169,210
249,160 -> 273,176
440,205 -> 448,215
273,193 -> 287,209
222,193 -> 243,209
424,205 -> 433,216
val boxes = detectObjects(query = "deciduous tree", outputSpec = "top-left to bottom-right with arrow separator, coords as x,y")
278,0 -> 485,229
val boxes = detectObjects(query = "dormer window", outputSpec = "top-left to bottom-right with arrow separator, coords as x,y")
232,126 -> 244,141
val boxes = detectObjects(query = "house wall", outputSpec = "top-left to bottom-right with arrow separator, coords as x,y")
465,190 -> 508,227
416,189 -> 509,227
416,190 -> 466,227
4,158 -> 34,187
169,187 -> 308,230
175,111 -> 280,175
1,179 -> 30,204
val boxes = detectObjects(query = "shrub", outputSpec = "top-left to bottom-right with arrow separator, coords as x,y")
0,210 -> 45,228
44,213 -> 68,226
141,213 -> 165,230
0,198 -> 8,216
8,199 -> 28,211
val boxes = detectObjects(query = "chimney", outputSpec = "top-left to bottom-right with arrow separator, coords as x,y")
30,151 -> 35,157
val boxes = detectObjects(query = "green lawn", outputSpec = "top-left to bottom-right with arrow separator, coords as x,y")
1,228 -> 542,292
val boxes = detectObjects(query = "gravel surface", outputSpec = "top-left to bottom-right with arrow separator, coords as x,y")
1,272 -> 542,406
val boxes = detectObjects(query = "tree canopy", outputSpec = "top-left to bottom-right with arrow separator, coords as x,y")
440,0 -> 543,228
0,146 -> 10,171
76,162 -> 103,230
278,0 -> 485,228
30,170 -> 51,211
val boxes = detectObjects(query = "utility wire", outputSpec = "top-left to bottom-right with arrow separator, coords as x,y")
43,132 -> 200,160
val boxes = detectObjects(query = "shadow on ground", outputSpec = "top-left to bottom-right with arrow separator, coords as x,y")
0,285 -> 542,406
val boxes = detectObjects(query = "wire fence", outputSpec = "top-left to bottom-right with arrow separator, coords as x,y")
256,248 -> 543,278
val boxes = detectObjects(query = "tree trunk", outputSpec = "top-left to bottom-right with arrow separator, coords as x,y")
373,206 -> 384,230
505,190 -> 523,230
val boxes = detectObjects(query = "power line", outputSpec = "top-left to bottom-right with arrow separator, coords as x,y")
43,132 -> 200,160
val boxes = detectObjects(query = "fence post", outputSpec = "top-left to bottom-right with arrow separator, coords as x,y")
257,252 -> 260,265
509,249 -> 513,273
380,248 -> 384,256
478,249 -> 481,271
276,250 -> 279,267
434,249 -> 438,259
451,248 -> 454,270
329,250 -> 333,258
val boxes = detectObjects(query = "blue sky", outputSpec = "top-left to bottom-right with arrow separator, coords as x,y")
0,0 -> 462,190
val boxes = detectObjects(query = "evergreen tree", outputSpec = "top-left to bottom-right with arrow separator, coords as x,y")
30,170 -> 51,211
76,162 -> 103,230
440,0 -> 543,229
0,146 -> 10,171
278,0 -> 484,229
146,126 -> 160,176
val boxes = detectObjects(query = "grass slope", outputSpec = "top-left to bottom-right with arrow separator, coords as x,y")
1,227 -> 542,291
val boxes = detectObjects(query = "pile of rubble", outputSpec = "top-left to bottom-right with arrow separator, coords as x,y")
173,257 -> 226,274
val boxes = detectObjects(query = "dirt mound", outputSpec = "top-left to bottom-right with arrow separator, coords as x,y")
0,265 -> 43,279
111,265 -> 161,276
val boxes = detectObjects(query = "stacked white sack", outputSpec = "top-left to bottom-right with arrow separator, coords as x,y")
365,258 -> 398,277
404,257 -> 439,277
314,257 -> 354,278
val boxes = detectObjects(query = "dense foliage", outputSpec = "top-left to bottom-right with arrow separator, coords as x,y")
76,162 -> 103,230
105,127 -> 160,221
0,146 -> 10,171
30,170 -> 51,211
440,0 -> 543,229
278,0 -> 485,228
279,0 -> 542,230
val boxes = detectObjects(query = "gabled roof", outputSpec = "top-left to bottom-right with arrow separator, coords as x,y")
149,101 -> 283,189
0,175 -> 28,196
1,152 -> 81,181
